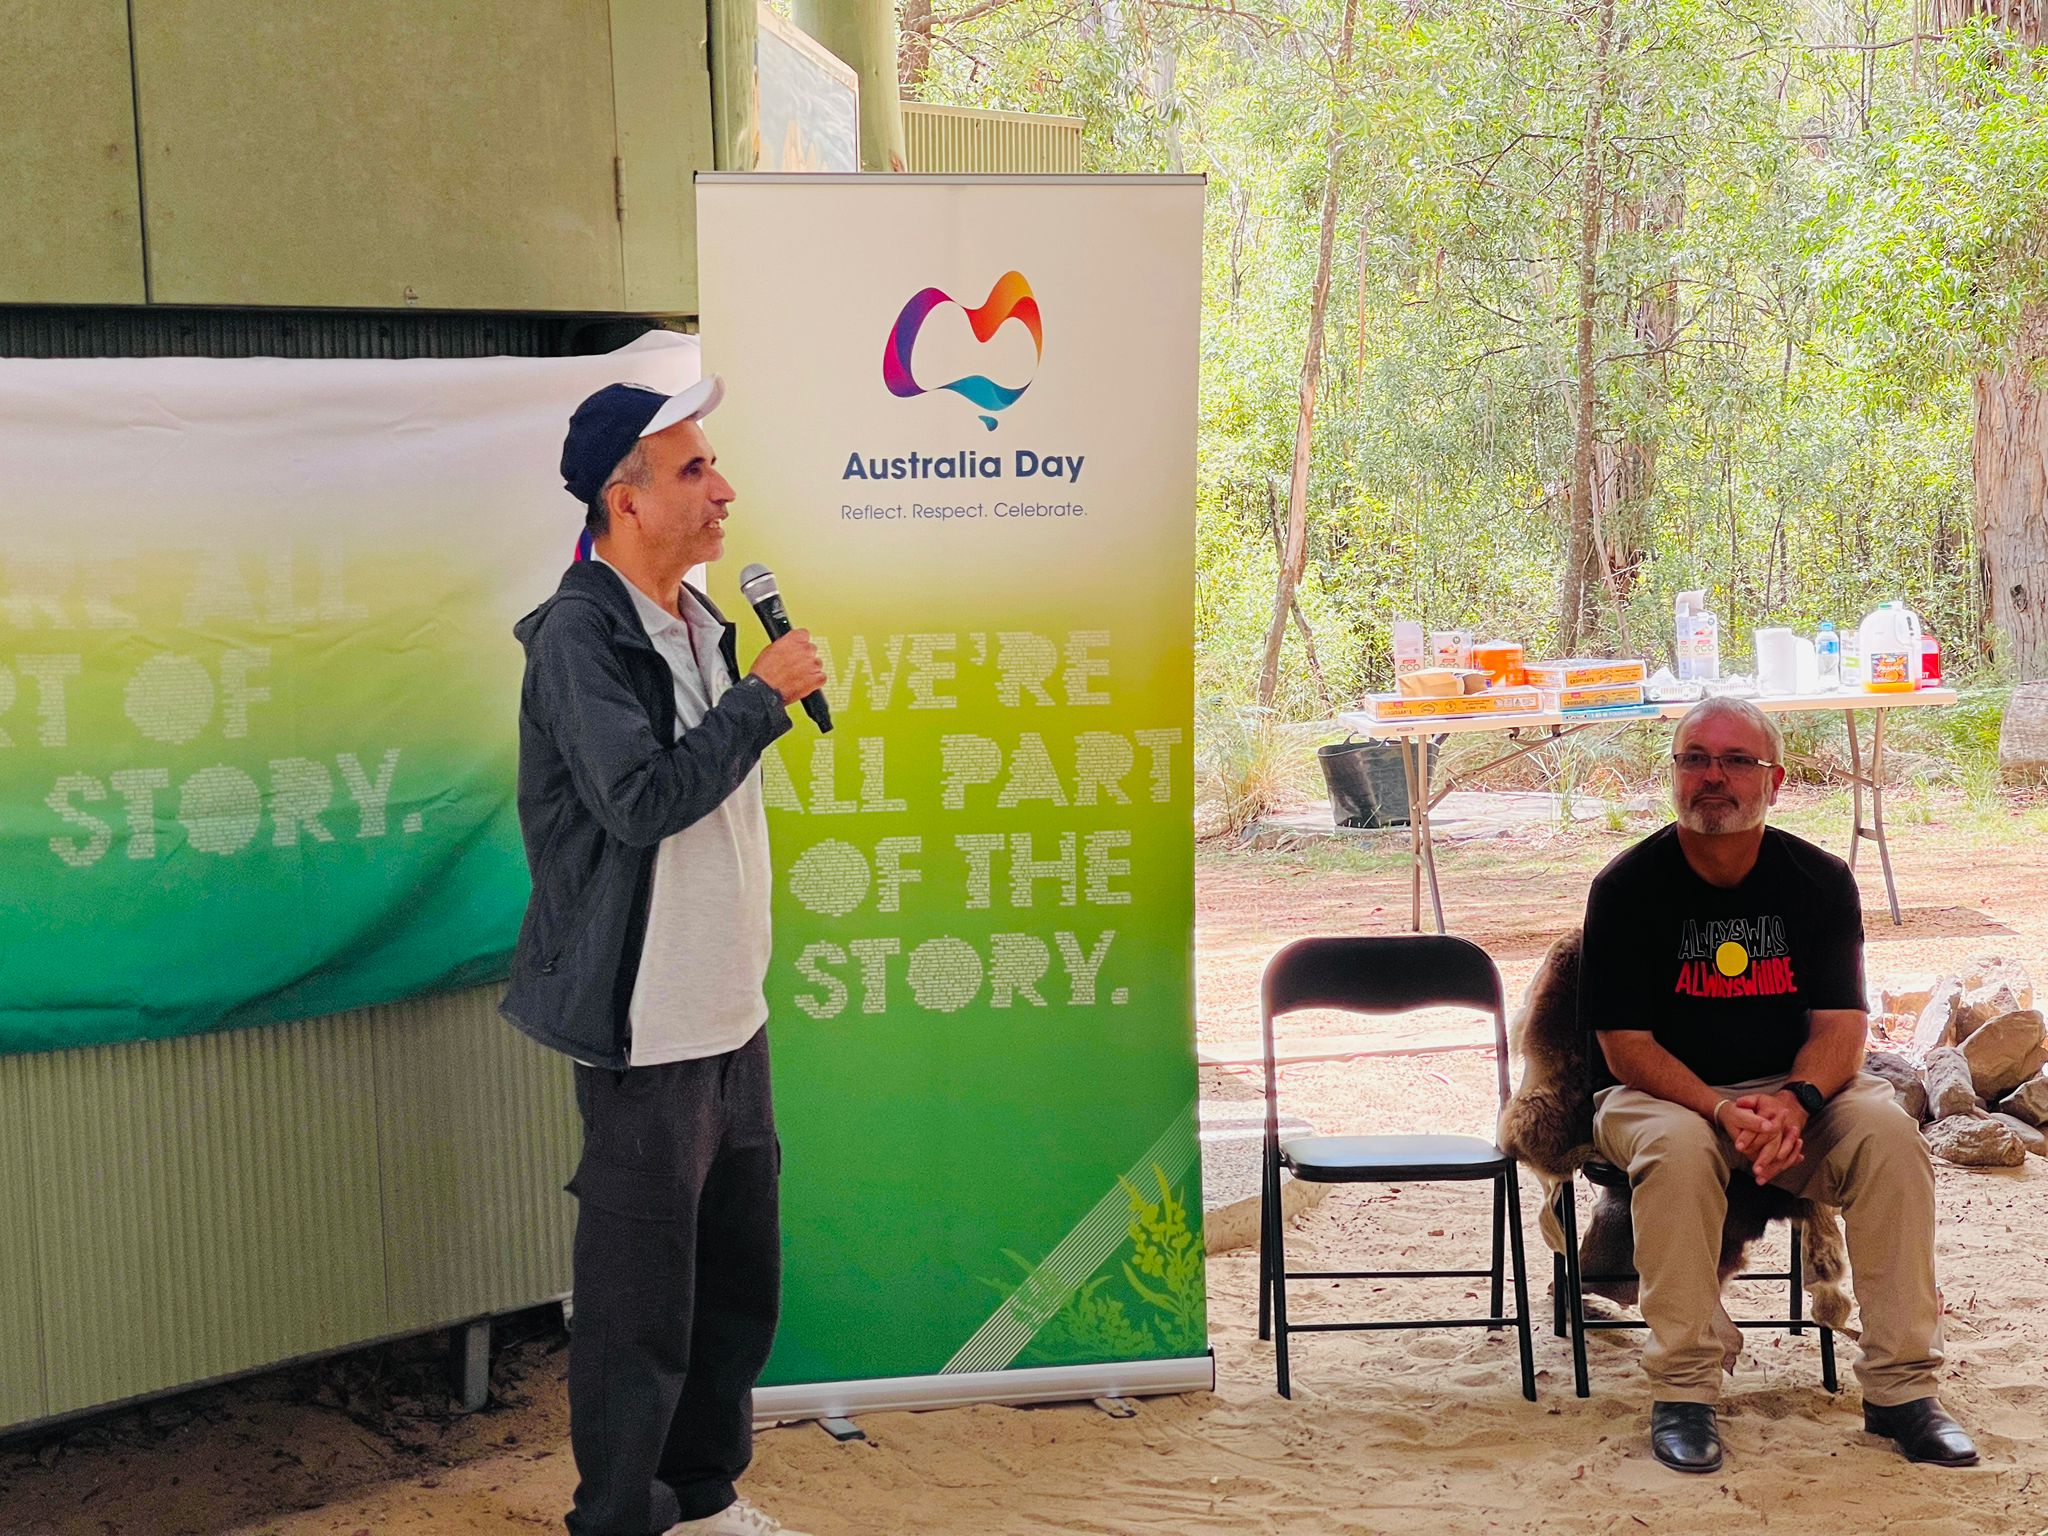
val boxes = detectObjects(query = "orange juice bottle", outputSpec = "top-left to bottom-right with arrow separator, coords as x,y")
1859,603 -> 1922,692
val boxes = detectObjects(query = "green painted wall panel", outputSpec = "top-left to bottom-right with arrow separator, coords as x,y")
130,1 -> 624,310
0,0 -> 146,304
27,1017 -> 387,1417
373,987 -> 578,1331
610,0 -> 717,315
0,1054 -> 46,1423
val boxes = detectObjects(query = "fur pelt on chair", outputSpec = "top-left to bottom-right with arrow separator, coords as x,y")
1497,929 -> 1852,1332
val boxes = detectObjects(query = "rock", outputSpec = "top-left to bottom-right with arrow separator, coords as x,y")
1924,1114 -> 2027,1168
1989,1112 -> 2048,1157
1999,1072 -> 2048,1127
1868,1012 -> 1914,1045
1911,978 -> 1964,1055
1923,1047 -> 1982,1120
1864,1050 -> 1930,1123
1880,972 -> 1940,1020
1955,982 -> 2025,1040
1960,954 -> 2034,1010
1959,1008 -> 2048,1101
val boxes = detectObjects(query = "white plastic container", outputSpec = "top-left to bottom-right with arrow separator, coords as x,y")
1755,627 -> 1799,695
1859,602 -> 1923,693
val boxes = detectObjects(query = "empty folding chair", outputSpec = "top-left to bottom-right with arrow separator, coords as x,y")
1257,934 -> 1536,1401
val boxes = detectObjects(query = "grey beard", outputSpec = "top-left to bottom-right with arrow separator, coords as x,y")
1677,799 -> 1767,835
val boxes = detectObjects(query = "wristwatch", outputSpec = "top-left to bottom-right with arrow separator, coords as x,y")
1785,1080 -> 1826,1118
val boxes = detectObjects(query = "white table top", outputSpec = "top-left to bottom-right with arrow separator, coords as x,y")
1337,687 -> 1958,740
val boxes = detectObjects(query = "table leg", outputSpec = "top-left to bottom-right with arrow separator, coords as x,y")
1843,708 -> 1902,926
1869,709 -> 1901,925
1843,709 -> 1862,874
1400,736 -> 1424,933
1410,737 -> 1445,934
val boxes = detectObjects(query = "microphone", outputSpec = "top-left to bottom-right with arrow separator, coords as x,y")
738,563 -> 832,733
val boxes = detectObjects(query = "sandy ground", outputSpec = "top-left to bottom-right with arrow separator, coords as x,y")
4,794 -> 2047,1535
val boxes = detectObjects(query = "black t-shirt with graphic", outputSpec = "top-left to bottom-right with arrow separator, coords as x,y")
1579,824 -> 1866,1089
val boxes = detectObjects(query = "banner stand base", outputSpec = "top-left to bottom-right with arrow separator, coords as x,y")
755,1353 -> 1215,1426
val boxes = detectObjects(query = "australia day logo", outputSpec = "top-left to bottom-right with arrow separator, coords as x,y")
881,270 -> 1041,431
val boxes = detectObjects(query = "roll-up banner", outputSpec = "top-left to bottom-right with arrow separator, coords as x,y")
696,174 -> 1208,1412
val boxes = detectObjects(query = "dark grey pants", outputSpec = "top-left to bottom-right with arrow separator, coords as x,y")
565,1028 -> 781,1536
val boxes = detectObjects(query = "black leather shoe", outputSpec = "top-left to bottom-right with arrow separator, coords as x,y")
1649,1401 -> 1722,1473
1863,1397 -> 1980,1466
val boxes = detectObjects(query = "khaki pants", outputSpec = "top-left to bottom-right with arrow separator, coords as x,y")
1592,1071 -> 1943,1406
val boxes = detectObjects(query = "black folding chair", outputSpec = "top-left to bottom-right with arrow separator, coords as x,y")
1551,1162 -> 1838,1398
1256,935 -> 1536,1401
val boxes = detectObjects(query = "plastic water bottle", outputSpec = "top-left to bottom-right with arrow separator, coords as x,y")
1815,621 -> 1841,689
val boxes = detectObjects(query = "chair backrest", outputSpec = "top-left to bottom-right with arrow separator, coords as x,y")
1260,934 -> 1513,1119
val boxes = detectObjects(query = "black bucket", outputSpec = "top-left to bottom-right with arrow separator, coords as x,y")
1316,738 -> 1433,828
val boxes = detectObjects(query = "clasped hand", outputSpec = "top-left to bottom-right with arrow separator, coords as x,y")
1719,1092 -> 1808,1184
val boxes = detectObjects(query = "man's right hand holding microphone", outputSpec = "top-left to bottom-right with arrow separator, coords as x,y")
749,630 -> 827,709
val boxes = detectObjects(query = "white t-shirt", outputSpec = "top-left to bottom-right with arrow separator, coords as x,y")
595,556 -> 773,1066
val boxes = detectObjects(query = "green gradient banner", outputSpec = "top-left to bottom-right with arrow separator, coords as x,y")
698,175 -> 1207,1387
0,338 -> 708,1054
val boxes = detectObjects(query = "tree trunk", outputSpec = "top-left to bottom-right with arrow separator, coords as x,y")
1973,301 -> 2048,679
1946,1 -> 2046,676
898,0 -> 932,89
1153,42 -> 1185,174
1266,480 -> 1333,706
1257,0 -> 1358,709
1558,0 -> 1616,656
1589,180 -> 1680,616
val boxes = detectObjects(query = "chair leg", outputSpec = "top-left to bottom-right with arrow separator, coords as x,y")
1558,1182 -> 1590,1398
1788,1223 -> 1805,1336
1504,1164 -> 1537,1402
1820,1325 -> 1838,1393
1270,1162 -> 1292,1399
1490,1177 -> 1506,1331
1257,1152 -> 1274,1343
1552,1248 -> 1567,1339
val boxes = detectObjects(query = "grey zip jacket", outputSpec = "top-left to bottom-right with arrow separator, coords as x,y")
499,560 -> 792,1068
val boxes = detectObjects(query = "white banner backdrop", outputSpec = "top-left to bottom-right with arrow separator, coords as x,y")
0,334 -> 705,1054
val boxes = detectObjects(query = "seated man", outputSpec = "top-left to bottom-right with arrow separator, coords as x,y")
1580,696 -> 1977,1473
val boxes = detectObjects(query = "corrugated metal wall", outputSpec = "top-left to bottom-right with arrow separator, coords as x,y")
0,1055 -> 44,1426
3,989 -> 577,1428
901,103 -> 1084,175
1,307 -> 588,1433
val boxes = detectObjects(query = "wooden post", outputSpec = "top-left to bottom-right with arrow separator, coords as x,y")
791,0 -> 907,172
708,0 -> 759,171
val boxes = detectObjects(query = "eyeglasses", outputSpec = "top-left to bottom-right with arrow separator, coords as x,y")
1671,751 -> 1779,776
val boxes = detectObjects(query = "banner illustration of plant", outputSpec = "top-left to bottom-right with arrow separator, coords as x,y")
982,1165 -> 1207,1366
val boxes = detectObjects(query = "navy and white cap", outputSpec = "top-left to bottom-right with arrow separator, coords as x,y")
560,374 -> 725,507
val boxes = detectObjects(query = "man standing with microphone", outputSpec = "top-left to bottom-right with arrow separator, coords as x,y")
502,373 -> 824,1536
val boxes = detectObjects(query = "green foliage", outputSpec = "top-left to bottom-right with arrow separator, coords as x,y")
1812,23 -> 2048,391
1194,697 -> 1317,835
911,0 -> 2045,714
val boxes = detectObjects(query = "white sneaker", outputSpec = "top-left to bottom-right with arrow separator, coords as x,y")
665,1498 -> 813,1536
